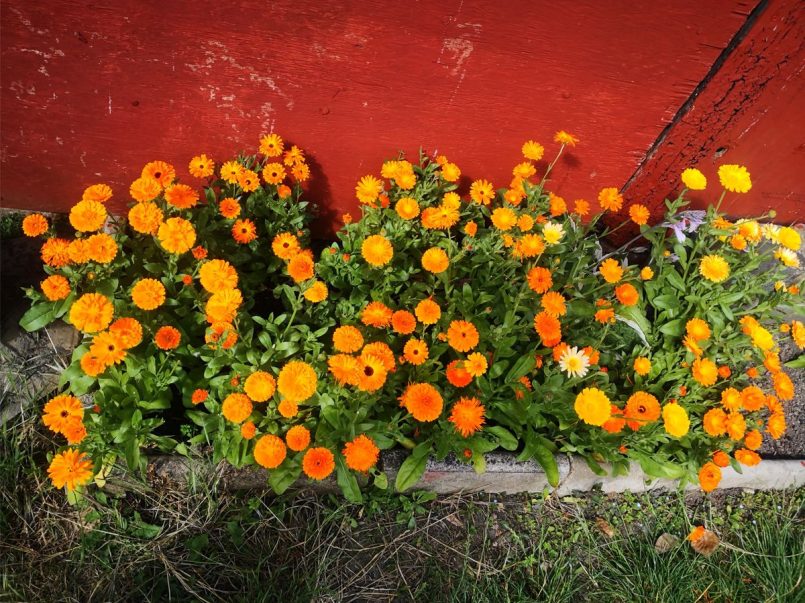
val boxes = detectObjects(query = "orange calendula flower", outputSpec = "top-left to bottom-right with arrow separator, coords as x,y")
541,291 -> 567,317
598,188 -> 623,212
392,310 -> 417,335
357,354 -> 387,392
686,318 -> 711,341
191,389 -> 209,405
491,207 -> 518,231
599,258 -> 623,283
640,266 -> 654,280
304,281 -> 328,303
128,202 -> 164,235
574,387 -> 611,426
237,169 -> 260,192
283,145 -> 305,167
333,325 -> 364,353
130,177 -> 162,203
259,132 -> 284,157
548,194 -> 567,217
205,288 -> 243,323
41,274 -> 70,301
154,326 -> 181,350
254,434 -> 287,469
158,217 -> 196,254
199,259 -> 239,293
218,197 -> 241,219
192,245 -> 208,260
286,425 -> 311,451
189,154 -> 215,178
80,350 -> 106,377
240,421 -> 257,440
469,179 -> 495,205
42,394 -> 84,435
355,175 -> 383,205
447,320 -> 479,352
624,391 -> 660,430
278,399 -> 298,418
244,371 -> 277,402
449,397 -> 486,437
69,292 -> 114,333
767,412 -> 786,439
85,233 -> 117,264
164,183 -> 199,209
343,434 -> 380,472
22,213 -> 48,237
232,219 -> 257,244
734,448 -> 760,466
403,338 -> 428,366
602,406 -> 626,433
553,130 -> 579,146
533,311 -> 562,347
699,255 -> 730,283
692,358 -> 718,387
441,161 -> 461,182
744,429 -> 763,451
222,393 -> 253,424
527,267 -> 552,294
328,354 -> 361,386
220,160 -> 243,184
415,298 -> 441,325
41,238 -> 71,268
362,301 -> 393,328
401,383 -> 443,422
272,232 -> 301,260
773,372 -> 794,400
421,247 -> 449,273
703,408 -> 728,436
302,447 -> 335,480
361,235 -> 393,267
464,352 -> 488,377
69,200 -> 107,232
614,283 -> 639,306
287,251 -> 315,282
142,160 -> 175,187
205,321 -> 238,350
446,359 -> 473,388
522,140 -> 544,161
277,361 -> 317,403
90,330 -> 127,366
699,462 -> 721,492
712,451 -> 730,468
82,183 -> 113,203
262,162 -> 286,185
726,412 -> 747,441
633,356 -> 651,376
131,279 -> 166,311
395,197 -> 420,220
48,448 -> 93,492
628,204 -> 650,225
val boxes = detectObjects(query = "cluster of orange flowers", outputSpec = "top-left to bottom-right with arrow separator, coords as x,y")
22,129 -> 803,496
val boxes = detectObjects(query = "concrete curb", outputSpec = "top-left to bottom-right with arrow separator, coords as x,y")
147,452 -> 805,494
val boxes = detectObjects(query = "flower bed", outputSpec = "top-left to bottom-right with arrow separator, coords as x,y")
20,132 -> 803,502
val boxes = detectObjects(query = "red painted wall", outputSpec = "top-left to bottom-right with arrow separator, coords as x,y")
624,0 -> 805,224
4,0 -> 783,232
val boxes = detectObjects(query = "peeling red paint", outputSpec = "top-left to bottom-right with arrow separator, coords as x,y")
0,1 -> 765,233
623,0 -> 805,224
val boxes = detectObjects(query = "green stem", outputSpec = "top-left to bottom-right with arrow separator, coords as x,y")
540,144 -> 566,186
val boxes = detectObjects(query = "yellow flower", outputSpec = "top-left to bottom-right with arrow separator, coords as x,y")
574,387 -> 611,426
634,357 -> 651,376
680,168 -> 707,190
640,266 -> 654,280
775,247 -> 800,268
521,140 -> 544,161
717,164 -> 751,193
277,360 -> 317,402
441,162 -> 461,182
69,293 -> 114,333
778,226 -> 801,251
699,255 -> 730,283
128,202 -> 163,235
131,279 -> 166,311
464,352 -> 488,377
188,154 -> 215,178
542,222 -> 564,245
491,208 -> 517,231
259,132 -> 284,157
599,258 -> 623,283
662,403 -> 690,437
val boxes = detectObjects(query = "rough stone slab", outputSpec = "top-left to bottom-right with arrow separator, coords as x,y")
382,449 -> 572,495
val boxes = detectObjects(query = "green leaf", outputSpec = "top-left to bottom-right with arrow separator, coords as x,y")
659,319 -> 685,337
665,269 -> 686,291
395,445 -> 429,492
269,462 -> 301,495
486,426 -> 518,451
785,354 -> 805,369
130,514 -> 162,540
505,355 -> 536,383
335,456 -> 363,503
19,302 -> 57,332
373,472 -> 388,490
652,294 -> 680,311
637,455 -> 686,479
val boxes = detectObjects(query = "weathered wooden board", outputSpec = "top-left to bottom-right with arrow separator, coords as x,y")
1,0 -> 760,231
624,0 -> 805,224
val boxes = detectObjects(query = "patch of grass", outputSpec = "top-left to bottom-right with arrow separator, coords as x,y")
1,411 -> 803,602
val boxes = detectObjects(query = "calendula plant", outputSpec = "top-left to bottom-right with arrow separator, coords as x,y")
20,130 -> 803,502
